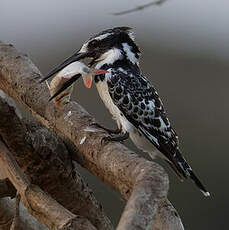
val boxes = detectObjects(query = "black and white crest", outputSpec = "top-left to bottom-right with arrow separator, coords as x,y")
79,27 -> 141,66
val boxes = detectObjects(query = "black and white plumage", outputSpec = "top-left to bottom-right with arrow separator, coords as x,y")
42,27 -> 210,196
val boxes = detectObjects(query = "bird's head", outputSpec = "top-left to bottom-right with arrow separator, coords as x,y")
40,27 -> 140,82
79,26 -> 141,68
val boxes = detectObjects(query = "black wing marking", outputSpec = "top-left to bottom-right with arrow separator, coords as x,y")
107,69 -> 182,167
107,69 -> 209,195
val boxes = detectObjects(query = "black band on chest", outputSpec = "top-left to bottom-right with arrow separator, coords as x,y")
94,74 -> 105,83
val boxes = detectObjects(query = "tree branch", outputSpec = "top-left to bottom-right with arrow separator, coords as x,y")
10,193 -> 21,230
0,169 -> 47,230
0,94 -> 113,229
0,139 -> 97,230
0,41 -> 184,229
0,198 -> 47,230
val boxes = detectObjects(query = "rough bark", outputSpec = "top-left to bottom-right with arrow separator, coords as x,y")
9,193 -> 20,230
0,94 -> 113,230
0,197 -> 47,230
0,41 -> 184,230
0,139 -> 97,230
0,169 -> 47,230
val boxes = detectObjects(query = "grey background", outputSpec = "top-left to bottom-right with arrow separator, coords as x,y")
1,0 -> 228,229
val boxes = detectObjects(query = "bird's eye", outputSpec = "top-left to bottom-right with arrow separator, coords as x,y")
89,40 -> 99,47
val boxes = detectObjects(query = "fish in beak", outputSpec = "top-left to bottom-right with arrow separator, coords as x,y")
40,51 -> 94,83
81,69 -> 109,88
46,61 -> 107,109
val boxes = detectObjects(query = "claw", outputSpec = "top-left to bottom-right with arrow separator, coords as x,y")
101,132 -> 129,144
92,122 -> 121,134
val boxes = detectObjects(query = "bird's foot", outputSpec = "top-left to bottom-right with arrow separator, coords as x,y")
101,132 -> 129,144
91,122 -> 121,135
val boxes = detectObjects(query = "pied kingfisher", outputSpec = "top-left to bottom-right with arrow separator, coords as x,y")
41,27 -> 210,196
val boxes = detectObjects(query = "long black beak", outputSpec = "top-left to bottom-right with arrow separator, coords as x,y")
48,73 -> 81,101
40,51 -> 92,83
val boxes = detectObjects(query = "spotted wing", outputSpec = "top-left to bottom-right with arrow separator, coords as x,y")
107,69 -> 210,194
107,69 -> 182,170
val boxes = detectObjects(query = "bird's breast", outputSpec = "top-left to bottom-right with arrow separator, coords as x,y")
95,78 -> 133,132
95,79 -> 121,120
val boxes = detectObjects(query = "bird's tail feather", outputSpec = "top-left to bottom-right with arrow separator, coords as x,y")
169,149 -> 210,197
187,168 -> 210,197
164,159 -> 184,181
138,126 -> 210,196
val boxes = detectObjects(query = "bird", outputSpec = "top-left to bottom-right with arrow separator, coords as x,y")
40,26 -> 210,196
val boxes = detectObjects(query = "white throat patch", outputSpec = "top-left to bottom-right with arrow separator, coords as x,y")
122,43 -> 138,65
79,43 -> 88,53
96,48 -> 123,69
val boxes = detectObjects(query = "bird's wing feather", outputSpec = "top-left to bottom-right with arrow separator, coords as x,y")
106,69 -> 210,194
107,69 -> 180,163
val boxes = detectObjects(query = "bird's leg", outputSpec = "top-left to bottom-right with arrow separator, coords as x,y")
101,132 -> 129,144
91,122 -> 121,134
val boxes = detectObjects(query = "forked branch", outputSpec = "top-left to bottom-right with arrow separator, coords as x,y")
0,93 -> 113,230
0,140 -> 97,230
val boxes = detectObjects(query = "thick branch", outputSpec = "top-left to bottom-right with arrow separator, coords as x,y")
0,168 -> 47,230
0,197 -> 47,230
0,41 -> 184,229
10,193 -> 20,230
0,94 -> 113,229
0,139 -> 97,230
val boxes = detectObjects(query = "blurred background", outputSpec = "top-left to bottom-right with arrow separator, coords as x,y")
1,0 -> 228,229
